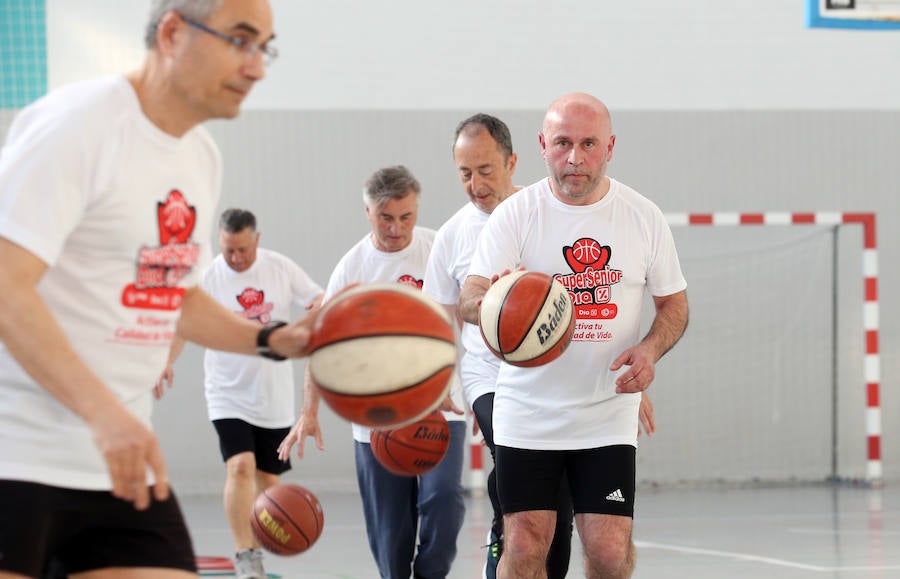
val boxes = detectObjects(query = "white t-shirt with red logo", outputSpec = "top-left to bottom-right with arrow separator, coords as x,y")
0,75 -> 220,489
423,202 -> 500,406
201,249 -> 322,428
323,226 -> 465,443
469,177 -> 687,451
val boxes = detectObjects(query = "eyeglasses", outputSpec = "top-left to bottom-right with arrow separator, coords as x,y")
180,15 -> 278,66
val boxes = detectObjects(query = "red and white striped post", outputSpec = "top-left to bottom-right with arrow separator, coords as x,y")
665,211 -> 882,484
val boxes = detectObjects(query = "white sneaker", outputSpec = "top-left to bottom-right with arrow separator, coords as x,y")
234,548 -> 266,579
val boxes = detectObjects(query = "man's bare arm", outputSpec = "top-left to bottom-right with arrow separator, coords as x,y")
175,287 -> 317,359
457,275 -> 491,325
642,290 -> 689,361
277,365 -> 324,461
154,335 -> 186,399
612,290 -> 688,393
0,237 -> 168,509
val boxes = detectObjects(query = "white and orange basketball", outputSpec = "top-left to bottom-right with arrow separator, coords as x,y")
479,270 -> 575,367
370,410 -> 450,476
309,283 -> 457,428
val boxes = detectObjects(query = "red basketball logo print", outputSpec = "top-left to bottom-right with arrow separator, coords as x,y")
563,238 -> 610,274
236,288 -> 273,324
237,288 -> 265,309
397,275 -> 423,290
156,189 -> 196,245
572,238 -> 602,264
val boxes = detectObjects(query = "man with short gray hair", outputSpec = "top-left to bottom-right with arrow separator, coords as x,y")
279,165 -> 468,579
0,2 -> 316,578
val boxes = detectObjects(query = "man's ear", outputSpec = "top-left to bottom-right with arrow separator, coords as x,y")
154,11 -> 184,56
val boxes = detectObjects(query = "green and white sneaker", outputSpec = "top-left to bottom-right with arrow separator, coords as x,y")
483,529 -> 503,579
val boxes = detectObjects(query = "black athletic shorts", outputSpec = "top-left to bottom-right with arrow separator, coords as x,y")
0,479 -> 196,577
496,444 -> 636,518
212,418 -> 291,475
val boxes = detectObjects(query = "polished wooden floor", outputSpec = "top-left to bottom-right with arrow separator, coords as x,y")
182,482 -> 900,578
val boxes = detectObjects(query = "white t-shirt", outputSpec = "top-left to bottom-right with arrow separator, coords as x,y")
423,202 -> 500,406
201,249 -> 322,428
0,76 -> 220,489
469,177 -> 687,451
323,226 -> 465,443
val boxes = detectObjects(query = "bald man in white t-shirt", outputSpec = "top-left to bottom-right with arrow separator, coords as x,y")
426,113 -> 659,579
422,113 -> 575,579
459,93 -> 688,579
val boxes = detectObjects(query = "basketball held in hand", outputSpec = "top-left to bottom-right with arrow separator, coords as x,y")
479,270 -> 575,367
250,483 -> 324,556
370,410 -> 450,476
309,283 -> 457,428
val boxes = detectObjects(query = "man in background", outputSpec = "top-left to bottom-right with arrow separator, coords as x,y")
157,209 -> 322,579
279,166 -> 467,579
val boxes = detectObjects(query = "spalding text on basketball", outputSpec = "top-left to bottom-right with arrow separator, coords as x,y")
258,508 -> 292,544
536,292 -> 570,345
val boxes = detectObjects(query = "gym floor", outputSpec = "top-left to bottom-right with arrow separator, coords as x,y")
182,482 -> 900,578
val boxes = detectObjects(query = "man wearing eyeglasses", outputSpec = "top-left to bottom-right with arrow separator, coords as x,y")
0,2 -> 305,579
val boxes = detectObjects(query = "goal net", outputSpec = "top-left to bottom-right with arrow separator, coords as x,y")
636,214 -> 877,486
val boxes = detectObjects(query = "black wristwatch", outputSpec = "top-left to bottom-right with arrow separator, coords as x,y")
256,320 -> 288,361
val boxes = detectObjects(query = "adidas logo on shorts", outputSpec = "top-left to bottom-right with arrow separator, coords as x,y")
605,489 -> 626,503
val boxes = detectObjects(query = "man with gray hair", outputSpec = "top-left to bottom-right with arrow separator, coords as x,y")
279,165 -> 468,578
0,2 -> 319,578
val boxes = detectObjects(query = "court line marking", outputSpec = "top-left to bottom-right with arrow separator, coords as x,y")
787,527 -> 900,536
635,540 -> 900,572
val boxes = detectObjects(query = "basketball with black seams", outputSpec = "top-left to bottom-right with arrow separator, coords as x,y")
479,270 -> 576,367
250,483 -> 324,556
370,410 -> 450,476
308,283 -> 457,429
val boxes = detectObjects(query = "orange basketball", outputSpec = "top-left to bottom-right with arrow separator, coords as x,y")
250,484 -> 324,556
309,283 -> 457,428
479,270 -> 575,367
370,410 -> 450,476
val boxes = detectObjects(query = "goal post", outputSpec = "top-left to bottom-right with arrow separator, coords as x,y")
663,211 -> 881,485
